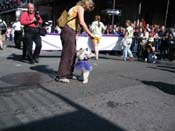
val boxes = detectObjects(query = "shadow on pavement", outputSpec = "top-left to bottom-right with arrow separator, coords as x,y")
142,80 -> 175,96
30,65 -> 57,78
6,53 -> 60,64
2,84 -> 126,131
6,53 -> 28,63
99,56 -> 123,61
148,64 -> 175,73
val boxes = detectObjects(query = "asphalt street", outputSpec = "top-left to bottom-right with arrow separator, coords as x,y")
0,41 -> 175,131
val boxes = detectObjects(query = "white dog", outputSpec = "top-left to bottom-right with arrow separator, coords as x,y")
75,48 -> 93,84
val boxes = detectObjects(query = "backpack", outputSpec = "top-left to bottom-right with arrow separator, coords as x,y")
56,10 -> 68,28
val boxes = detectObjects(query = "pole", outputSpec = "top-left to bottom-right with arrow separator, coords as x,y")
137,1 -> 142,26
164,0 -> 170,27
111,0 -> 115,29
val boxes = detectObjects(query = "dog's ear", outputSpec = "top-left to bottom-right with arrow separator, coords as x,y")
79,50 -> 86,60
76,50 -> 81,57
76,49 -> 84,58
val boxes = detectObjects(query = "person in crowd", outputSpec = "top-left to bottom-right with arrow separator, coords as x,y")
122,29 -> 133,61
139,28 -> 149,61
0,19 -> 7,50
12,19 -> 23,49
105,25 -> 114,34
90,15 -> 105,60
44,20 -> 53,34
5,26 -> 12,41
48,20 -> 53,33
131,27 -> 140,57
20,3 -> 43,64
168,32 -> 175,61
158,26 -> 166,59
122,20 -> 133,61
44,22 -> 50,33
55,0 -> 95,83
113,25 -> 124,36
146,42 -> 157,63
172,27 -> 175,37
153,28 -> 161,52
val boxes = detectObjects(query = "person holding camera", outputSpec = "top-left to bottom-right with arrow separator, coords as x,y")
20,3 -> 43,64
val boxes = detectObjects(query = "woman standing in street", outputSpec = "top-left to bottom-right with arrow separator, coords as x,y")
55,0 -> 95,83
90,15 -> 105,60
122,20 -> 134,61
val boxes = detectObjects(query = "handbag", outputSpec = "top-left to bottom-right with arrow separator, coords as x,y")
57,10 -> 68,28
39,27 -> 47,36
56,10 -> 76,28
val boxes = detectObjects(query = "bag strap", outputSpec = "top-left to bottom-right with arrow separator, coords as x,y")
66,16 -> 76,24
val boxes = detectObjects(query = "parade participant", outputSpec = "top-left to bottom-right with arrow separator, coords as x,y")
55,0 -> 95,83
20,3 -> 43,64
90,15 -> 105,60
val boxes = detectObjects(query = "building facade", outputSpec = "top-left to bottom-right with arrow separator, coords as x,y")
95,0 -> 175,27
0,0 -> 174,27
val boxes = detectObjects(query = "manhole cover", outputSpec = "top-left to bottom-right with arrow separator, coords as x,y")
0,72 -> 52,85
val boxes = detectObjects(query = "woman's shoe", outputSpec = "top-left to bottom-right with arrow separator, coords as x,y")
129,57 -> 133,61
55,77 -> 70,83
29,60 -> 34,64
33,58 -> 39,63
59,78 -> 70,83
68,75 -> 78,80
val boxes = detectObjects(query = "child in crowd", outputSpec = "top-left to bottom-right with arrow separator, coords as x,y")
122,29 -> 133,61
146,42 -> 157,63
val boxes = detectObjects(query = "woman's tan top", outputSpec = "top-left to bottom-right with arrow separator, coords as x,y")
67,5 -> 79,31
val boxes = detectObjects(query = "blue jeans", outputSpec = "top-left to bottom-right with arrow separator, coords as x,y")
123,38 -> 133,61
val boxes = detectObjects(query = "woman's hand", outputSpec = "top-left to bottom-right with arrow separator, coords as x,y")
89,33 -> 95,39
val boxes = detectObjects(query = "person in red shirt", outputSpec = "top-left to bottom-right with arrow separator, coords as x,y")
20,3 -> 43,64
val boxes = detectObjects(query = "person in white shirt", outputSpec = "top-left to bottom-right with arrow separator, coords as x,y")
0,19 -> 7,49
122,20 -> 134,61
12,19 -> 22,49
44,20 -> 53,34
90,15 -> 105,60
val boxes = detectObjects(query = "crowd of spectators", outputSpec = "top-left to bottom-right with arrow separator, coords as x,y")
90,19 -> 175,62
1,16 -> 175,62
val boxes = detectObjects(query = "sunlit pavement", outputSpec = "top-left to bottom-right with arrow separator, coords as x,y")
0,41 -> 175,131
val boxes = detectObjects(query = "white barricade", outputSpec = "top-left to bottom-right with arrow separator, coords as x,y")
38,34 -> 123,51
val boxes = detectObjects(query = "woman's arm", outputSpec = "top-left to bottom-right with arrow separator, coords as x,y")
77,5 -> 94,38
